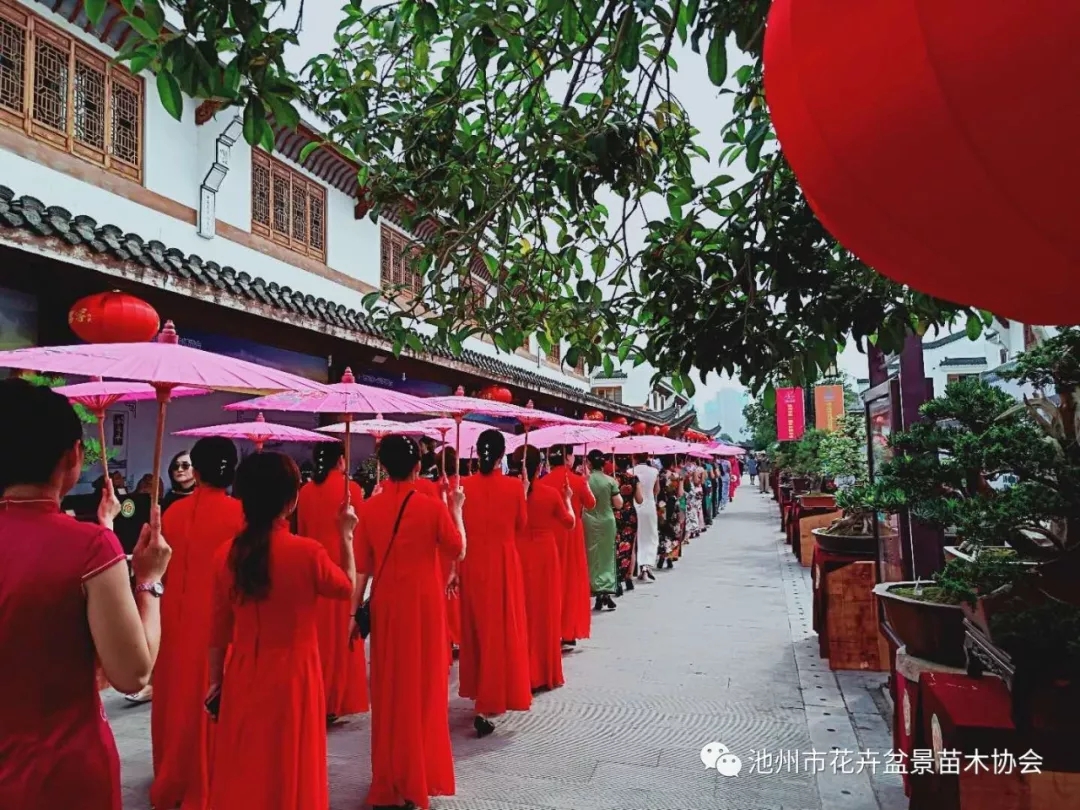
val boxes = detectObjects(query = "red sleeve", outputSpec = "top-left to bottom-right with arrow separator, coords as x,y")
552,489 -> 575,529
354,504 -> 375,577
350,480 -> 365,503
514,484 -> 528,534
576,474 -> 597,510
435,500 -> 464,559
311,539 -> 352,599
209,551 -> 234,648
81,527 -> 126,582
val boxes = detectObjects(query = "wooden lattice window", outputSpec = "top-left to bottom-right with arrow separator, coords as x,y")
547,342 -> 561,364
463,275 -> 487,320
250,150 -> 327,261
0,0 -> 143,182
380,224 -> 422,295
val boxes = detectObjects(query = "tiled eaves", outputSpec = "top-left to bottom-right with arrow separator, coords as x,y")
0,186 -> 690,425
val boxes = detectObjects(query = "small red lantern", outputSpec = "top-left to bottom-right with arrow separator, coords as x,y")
610,416 -> 629,426
492,386 -> 513,404
647,425 -> 660,435
763,0 -> 1080,325
584,410 -> 605,421
68,291 -> 160,344
658,425 -> 670,436
631,421 -> 647,435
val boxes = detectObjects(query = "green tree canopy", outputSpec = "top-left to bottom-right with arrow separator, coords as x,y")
102,0 -> 981,393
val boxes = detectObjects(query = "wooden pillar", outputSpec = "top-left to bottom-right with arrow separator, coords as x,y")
898,332 -> 944,579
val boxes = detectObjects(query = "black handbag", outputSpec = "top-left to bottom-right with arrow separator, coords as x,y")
355,492 -> 414,640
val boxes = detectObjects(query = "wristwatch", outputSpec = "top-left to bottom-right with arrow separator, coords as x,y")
135,581 -> 165,597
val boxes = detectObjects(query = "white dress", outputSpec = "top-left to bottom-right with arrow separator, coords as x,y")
633,464 -> 660,568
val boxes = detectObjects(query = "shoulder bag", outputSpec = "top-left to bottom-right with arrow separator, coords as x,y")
354,491 -> 415,640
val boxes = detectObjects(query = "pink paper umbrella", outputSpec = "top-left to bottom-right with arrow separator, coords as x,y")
54,379 -> 209,479
175,413 -> 339,453
505,423 -> 628,453
0,322 -> 327,517
227,369 -> 435,503
422,387 -> 578,475
318,416 -> 431,485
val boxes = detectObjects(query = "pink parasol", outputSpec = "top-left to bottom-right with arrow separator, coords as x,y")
317,416 -> 431,485
226,369 -> 435,503
54,379 -> 209,480
174,413 -> 338,453
0,322 -> 327,519
601,435 -> 692,456
505,423 -> 629,453
706,442 -> 746,457
422,387 -> 578,475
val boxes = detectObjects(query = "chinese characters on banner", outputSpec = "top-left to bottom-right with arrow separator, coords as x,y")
814,385 -> 845,431
776,387 -> 805,441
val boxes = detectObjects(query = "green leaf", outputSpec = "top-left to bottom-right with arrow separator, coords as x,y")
706,32 -> 727,86
85,0 -> 107,25
764,384 -> 777,411
413,39 -> 430,70
142,0 -> 165,31
125,15 -> 159,42
155,70 -> 183,121
298,141 -> 321,165
965,315 -> 983,342
361,291 -> 381,310
243,97 -> 266,146
602,354 -> 615,376
266,95 -> 299,131
119,0 -> 135,13
405,333 -> 425,353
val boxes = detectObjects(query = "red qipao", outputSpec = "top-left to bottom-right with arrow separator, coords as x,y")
459,470 -> 533,715
356,481 -> 463,809
729,457 -> 741,500
433,476 -> 462,649
151,488 -> 244,810
296,470 -> 368,717
0,499 -> 126,810
519,484 -> 573,690
208,526 -> 352,810
539,467 -> 596,641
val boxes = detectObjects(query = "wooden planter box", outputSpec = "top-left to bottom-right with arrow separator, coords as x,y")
874,582 -> 966,668
815,558 -> 889,671
797,510 -> 840,566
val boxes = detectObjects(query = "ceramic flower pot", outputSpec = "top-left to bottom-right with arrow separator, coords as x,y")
874,581 -> 966,667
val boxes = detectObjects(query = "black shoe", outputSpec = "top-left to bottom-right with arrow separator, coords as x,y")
594,595 -> 604,611
645,568 -> 656,581
624,578 -> 635,592
474,715 -> 495,738
326,714 -> 338,725
603,594 -> 618,610
614,583 -> 623,597
666,559 -> 674,569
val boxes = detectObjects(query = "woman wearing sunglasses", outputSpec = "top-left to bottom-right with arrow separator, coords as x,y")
161,451 -> 196,514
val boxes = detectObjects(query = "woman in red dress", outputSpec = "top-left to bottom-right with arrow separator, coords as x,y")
459,429 -> 532,736
0,379 -> 171,810
151,437 -> 243,810
351,436 -> 465,809
206,452 -> 356,810
515,446 -> 574,692
538,445 -> 596,646
297,443 -> 368,721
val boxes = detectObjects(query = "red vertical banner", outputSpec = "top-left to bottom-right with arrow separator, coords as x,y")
776,387 -> 805,441
814,384 -> 844,431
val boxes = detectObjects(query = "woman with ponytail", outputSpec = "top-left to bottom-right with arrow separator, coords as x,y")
297,442 -> 368,721
538,444 -> 596,646
352,435 -> 466,810
515,445 -> 574,692
151,437 -> 243,810
459,429 -> 532,736
206,452 -> 357,810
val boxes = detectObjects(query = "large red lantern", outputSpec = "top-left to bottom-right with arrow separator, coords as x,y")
763,0 -> 1080,325
610,416 -> 629,426
631,421 -> 647,435
647,425 -> 660,435
658,424 -> 670,436
68,291 -> 160,344
584,410 -> 605,421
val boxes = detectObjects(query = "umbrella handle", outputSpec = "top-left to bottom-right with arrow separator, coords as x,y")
344,415 -> 352,506
150,387 -> 171,530
96,413 -> 109,483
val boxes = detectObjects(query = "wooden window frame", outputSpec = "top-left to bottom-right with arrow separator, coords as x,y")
592,385 -> 623,404
0,0 -> 143,183
250,150 -> 327,262
379,223 -> 422,296
547,342 -> 561,364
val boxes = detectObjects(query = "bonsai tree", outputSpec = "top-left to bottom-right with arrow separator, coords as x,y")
818,414 -> 869,489
786,429 -> 830,490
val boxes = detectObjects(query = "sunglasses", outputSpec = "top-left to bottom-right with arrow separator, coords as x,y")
170,461 -> 192,472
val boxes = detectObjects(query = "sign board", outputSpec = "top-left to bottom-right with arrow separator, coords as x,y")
776,387 -> 805,441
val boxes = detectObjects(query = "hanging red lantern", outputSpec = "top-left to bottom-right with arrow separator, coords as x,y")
584,410 -> 605,421
647,425 -> 661,435
610,416 -> 629,426
658,424 -> 670,436
631,421 -> 647,435
493,386 -> 513,404
68,291 -> 160,344
763,0 -> 1080,326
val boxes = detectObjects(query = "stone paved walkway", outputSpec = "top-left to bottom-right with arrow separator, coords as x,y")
109,480 -> 904,810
